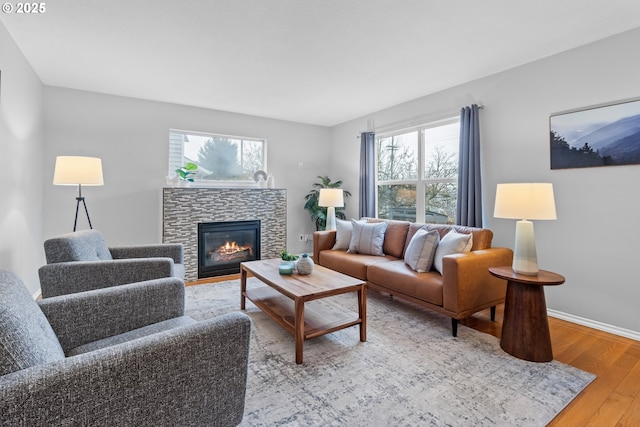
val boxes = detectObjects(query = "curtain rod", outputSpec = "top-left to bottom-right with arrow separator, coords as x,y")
359,104 -> 485,137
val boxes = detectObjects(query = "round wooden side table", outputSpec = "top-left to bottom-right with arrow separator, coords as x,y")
489,266 -> 565,362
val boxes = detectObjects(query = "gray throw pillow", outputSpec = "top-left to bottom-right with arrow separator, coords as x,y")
404,228 -> 440,272
433,230 -> 473,274
332,219 -> 355,250
347,220 -> 387,256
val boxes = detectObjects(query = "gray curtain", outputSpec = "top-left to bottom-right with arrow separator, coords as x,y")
359,132 -> 376,218
457,104 -> 482,227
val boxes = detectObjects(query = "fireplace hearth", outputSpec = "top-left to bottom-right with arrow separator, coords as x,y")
198,220 -> 261,278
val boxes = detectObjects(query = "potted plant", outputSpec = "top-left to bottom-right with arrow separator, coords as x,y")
175,162 -> 198,186
304,175 -> 351,231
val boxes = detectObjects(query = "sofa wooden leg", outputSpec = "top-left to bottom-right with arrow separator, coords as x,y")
490,306 -> 496,321
451,318 -> 458,337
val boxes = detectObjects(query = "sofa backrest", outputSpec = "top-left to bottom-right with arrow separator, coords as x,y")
44,229 -> 113,263
365,218 -> 493,257
408,223 -> 493,251
0,270 -> 65,376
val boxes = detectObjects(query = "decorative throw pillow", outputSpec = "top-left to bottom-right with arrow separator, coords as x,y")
433,230 -> 473,274
347,220 -> 388,256
332,219 -> 355,250
404,228 -> 440,272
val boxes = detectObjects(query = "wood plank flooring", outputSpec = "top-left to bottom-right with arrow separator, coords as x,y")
189,277 -> 639,426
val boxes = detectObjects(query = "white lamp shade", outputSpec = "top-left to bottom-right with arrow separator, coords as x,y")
53,156 -> 104,186
494,183 -> 556,221
318,188 -> 344,207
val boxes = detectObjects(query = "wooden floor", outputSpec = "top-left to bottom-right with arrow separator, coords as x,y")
460,305 -> 640,426
189,276 -> 639,426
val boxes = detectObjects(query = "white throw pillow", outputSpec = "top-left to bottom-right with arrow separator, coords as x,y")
433,230 -> 473,274
347,220 -> 387,256
404,228 -> 440,272
332,219 -> 355,250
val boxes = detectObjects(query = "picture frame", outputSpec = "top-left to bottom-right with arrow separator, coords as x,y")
549,98 -> 640,169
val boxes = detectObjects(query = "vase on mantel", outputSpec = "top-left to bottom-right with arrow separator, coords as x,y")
296,253 -> 314,275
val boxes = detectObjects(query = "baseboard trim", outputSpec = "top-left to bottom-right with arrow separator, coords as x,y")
548,309 -> 640,342
32,288 -> 42,300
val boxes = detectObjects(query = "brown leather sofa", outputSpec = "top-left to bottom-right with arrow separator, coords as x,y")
313,219 -> 513,336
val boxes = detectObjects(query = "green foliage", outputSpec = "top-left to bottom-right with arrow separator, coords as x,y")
175,162 -> 198,182
304,175 -> 352,231
280,250 -> 299,261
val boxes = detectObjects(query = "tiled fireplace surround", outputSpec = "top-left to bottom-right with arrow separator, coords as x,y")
163,188 -> 287,282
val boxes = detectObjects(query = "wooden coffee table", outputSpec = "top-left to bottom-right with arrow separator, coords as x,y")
240,259 -> 366,364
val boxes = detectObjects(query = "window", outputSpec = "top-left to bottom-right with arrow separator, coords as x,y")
169,130 -> 267,186
376,118 -> 460,224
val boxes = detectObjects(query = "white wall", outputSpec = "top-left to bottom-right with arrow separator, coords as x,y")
331,27 -> 640,334
0,23 -> 44,294
42,87 -> 330,255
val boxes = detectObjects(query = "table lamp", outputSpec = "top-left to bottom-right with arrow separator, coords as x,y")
53,156 -> 104,231
318,188 -> 344,231
493,183 -> 557,275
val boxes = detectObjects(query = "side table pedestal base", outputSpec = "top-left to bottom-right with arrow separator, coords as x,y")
500,281 -> 552,362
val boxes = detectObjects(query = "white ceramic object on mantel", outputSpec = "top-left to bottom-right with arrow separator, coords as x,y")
296,253 -> 314,275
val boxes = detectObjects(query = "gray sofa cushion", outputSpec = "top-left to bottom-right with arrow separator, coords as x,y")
0,270 -> 65,376
44,229 -> 113,263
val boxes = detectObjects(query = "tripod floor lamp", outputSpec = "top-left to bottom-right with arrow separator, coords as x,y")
53,156 -> 104,232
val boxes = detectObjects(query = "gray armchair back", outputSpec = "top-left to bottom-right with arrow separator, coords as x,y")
0,269 -> 251,426
39,229 -> 185,297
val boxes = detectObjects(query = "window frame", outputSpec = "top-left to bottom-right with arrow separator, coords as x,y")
169,129 -> 268,188
375,116 -> 460,223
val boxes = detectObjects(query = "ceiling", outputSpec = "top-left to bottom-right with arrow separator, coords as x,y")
3,1 -> 640,126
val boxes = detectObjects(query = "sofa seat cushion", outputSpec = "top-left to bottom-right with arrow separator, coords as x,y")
367,260 -> 444,306
318,250 -> 396,281
66,315 -> 197,356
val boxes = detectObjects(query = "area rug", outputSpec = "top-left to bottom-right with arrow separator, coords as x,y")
185,279 -> 595,426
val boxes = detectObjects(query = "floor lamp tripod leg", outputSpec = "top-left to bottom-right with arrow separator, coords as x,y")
73,197 -> 82,232
82,198 -> 93,229
73,197 -> 93,232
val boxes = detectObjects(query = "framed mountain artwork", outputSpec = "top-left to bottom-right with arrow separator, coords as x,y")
550,98 -> 640,169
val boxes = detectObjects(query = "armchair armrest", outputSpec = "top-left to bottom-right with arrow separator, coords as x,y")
109,243 -> 184,264
38,277 -> 185,352
441,247 -> 513,317
313,230 -> 337,263
0,312 -> 251,427
38,258 -> 176,298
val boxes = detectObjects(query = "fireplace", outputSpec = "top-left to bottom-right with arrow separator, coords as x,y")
198,220 -> 261,278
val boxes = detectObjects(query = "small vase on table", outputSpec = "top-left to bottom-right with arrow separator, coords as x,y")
296,253 -> 314,275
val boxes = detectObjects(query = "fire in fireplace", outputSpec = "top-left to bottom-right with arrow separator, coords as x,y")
198,220 -> 261,278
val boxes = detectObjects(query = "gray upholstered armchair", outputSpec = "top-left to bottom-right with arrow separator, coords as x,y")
0,269 -> 251,426
39,229 -> 185,298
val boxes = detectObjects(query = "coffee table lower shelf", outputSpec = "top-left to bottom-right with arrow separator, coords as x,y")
244,286 -> 361,341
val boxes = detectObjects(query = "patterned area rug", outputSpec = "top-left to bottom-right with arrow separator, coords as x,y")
185,279 -> 595,426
